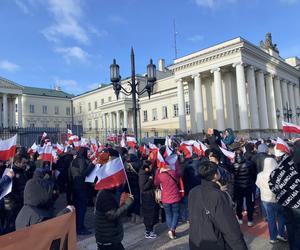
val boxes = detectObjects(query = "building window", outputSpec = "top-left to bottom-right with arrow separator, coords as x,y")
29,104 -> 35,113
144,132 -> 149,137
143,110 -> 148,122
88,102 -> 91,111
67,123 -> 71,129
95,119 -> 99,130
66,107 -> 71,115
185,102 -> 190,115
42,105 -> 47,114
88,121 -> 92,131
94,101 -> 97,109
15,104 -> 17,112
152,108 -> 158,121
173,104 -> 178,117
162,106 -> 168,119
79,105 -> 82,113
30,123 -> 35,128
108,97 -> 112,102
54,106 -> 59,115
154,131 -> 159,137
101,99 -> 104,105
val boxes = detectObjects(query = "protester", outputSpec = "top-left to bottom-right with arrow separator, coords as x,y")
95,149 -> 134,250
188,161 -> 247,250
138,160 -> 159,239
154,159 -> 182,239
269,142 -> 300,250
223,128 -> 235,146
15,168 -> 74,229
256,158 -> 286,244
233,148 -> 257,226
69,147 -> 94,235
3,154 -> 30,233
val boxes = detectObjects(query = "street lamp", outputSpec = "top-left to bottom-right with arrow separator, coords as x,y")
110,48 -> 156,140
297,106 -> 300,117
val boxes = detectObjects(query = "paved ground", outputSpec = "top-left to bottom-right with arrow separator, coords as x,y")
55,195 -> 290,250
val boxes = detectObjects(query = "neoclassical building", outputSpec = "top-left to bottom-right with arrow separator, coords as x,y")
1,34 -> 300,140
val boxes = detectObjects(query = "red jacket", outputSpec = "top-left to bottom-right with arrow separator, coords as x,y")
154,169 -> 182,204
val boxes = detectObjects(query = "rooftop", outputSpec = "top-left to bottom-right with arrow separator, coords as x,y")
23,86 -> 74,98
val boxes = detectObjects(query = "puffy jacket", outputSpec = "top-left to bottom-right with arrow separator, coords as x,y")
189,180 -> 247,250
95,189 -> 133,244
256,158 -> 277,203
233,160 -> 257,189
154,169 -> 181,204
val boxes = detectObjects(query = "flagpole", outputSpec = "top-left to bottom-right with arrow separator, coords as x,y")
10,157 -> 13,169
120,156 -> 132,195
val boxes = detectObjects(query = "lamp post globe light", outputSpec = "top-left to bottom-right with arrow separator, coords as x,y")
110,47 -> 156,140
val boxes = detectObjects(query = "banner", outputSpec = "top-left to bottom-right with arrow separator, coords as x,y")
0,211 -> 76,250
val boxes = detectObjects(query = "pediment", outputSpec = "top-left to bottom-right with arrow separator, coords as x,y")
0,76 -> 24,90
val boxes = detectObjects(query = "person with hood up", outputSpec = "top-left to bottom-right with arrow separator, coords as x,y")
223,128 -> 235,146
269,141 -> 300,250
95,148 -> 134,250
15,168 -> 74,229
256,158 -> 286,244
69,147 -> 94,235
189,161 -> 247,250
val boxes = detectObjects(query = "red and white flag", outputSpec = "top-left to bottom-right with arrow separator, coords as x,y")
90,138 -> 98,153
27,142 -> 38,155
95,157 -> 126,190
139,144 -> 149,157
120,133 -> 126,148
282,121 -> 300,134
41,132 -> 47,140
219,146 -> 235,162
0,134 -> 17,161
157,150 -> 167,169
179,141 -> 194,158
127,136 -> 136,148
40,144 -> 53,162
275,137 -> 290,154
221,140 -> 227,149
165,154 -> 178,170
67,129 -> 73,138
192,141 -> 206,156
56,143 -> 64,155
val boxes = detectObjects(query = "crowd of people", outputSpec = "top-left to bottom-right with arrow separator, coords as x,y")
0,127 -> 300,250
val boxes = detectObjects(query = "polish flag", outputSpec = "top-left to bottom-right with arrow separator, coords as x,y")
192,141 -> 204,156
90,138 -> 98,153
120,133 -> 126,148
157,150 -> 167,168
165,136 -> 172,148
80,138 -> 89,148
40,145 -> 53,162
149,142 -> 158,151
139,144 -> 149,157
0,134 -> 17,161
164,145 -> 173,158
67,129 -> 73,138
27,142 -> 38,155
52,150 -> 58,163
165,154 -> 178,170
56,143 -> 64,155
99,142 -> 105,151
179,141 -> 194,158
275,137 -> 290,154
41,132 -> 47,140
282,121 -> 300,134
95,157 -> 126,190
127,136 -> 136,148
198,141 -> 208,153
219,146 -> 235,162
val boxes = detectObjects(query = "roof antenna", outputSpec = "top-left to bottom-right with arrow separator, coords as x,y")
173,19 -> 178,59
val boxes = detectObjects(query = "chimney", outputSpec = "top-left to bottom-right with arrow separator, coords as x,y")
55,85 -> 61,91
158,59 -> 165,72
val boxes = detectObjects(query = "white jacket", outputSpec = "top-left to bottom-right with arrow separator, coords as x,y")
256,157 -> 277,203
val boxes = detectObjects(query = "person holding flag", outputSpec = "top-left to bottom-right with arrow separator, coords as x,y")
94,149 -> 134,250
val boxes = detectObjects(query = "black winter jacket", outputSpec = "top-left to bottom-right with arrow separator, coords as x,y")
95,189 -> 133,244
188,180 -> 247,250
233,160 -> 257,189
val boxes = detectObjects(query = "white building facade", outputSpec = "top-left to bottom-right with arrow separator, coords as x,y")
1,35 -> 300,140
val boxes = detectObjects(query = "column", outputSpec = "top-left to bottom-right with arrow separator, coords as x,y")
281,80 -> 289,121
109,112 -> 113,131
233,62 -> 249,129
265,74 -> 277,129
116,110 -> 120,132
11,98 -> 16,127
0,97 -> 2,127
294,85 -> 300,124
193,73 -> 204,132
124,109 -> 128,129
256,70 -> 269,129
3,94 -> 8,128
17,95 -> 22,127
273,77 -> 283,128
223,72 -> 235,129
102,113 -> 107,129
246,66 -> 259,129
288,83 -> 297,123
211,68 -> 225,130
177,79 -> 187,132
188,81 -> 196,133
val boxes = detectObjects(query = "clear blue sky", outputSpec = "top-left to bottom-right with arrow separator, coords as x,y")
0,0 -> 300,95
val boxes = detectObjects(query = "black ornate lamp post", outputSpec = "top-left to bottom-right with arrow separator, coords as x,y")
110,48 -> 156,140
297,106 -> 300,118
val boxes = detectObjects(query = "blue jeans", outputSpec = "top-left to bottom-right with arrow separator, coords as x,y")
262,201 -> 285,241
163,202 -> 180,231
